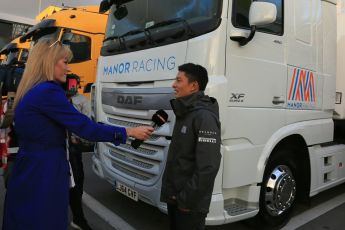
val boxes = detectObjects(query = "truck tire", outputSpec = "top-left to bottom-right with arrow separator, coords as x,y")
256,149 -> 297,229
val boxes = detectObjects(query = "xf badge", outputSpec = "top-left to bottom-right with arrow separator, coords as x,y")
230,93 -> 245,103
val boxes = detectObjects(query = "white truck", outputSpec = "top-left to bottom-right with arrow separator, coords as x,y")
92,0 -> 345,227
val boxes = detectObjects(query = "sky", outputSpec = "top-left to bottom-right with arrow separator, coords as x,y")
0,0 -> 102,24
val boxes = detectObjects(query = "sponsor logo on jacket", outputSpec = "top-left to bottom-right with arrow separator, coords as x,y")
198,137 -> 217,143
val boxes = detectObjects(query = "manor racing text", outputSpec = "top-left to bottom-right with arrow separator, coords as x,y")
103,56 -> 176,76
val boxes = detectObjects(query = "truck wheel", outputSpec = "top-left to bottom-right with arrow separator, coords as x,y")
257,149 -> 297,228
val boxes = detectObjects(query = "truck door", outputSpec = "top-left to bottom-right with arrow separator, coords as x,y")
285,0 -> 322,111
226,0 -> 286,109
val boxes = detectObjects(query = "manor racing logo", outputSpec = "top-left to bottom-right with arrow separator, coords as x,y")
287,67 -> 316,109
103,56 -> 176,76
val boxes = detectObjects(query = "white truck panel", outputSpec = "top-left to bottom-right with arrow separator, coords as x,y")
309,144 -> 345,196
322,1 -> 337,110
286,0 -> 320,71
185,23 -> 227,79
335,1 -> 345,118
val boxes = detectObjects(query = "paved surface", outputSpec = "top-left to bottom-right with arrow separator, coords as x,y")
1,152 -> 345,230
297,203 -> 345,230
82,153 -> 345,230
0,164 -> 115,230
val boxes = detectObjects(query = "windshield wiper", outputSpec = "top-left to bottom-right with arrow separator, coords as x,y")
146,18 -> 186,30
102,35 -> 126,54
147,18 -> 194,36
103,35 -> 121,42
120,28 -> 145,37
146,18 -> 194,43
104,28 -> 146,43
103,28 -> 150,53
120,28 -> 152,49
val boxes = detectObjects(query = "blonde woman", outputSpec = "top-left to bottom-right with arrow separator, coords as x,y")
2,38 -> 153,230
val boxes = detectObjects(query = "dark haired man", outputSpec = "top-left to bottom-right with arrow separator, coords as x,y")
161,63 -> 221,230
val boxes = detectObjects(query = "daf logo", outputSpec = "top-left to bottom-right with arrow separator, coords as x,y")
117,95 -> 143,105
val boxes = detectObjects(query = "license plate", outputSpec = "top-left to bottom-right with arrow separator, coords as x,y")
116,182 -> 138,201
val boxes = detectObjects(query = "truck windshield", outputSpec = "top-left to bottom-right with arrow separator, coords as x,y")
102,0 -> 222,55
31,29 -> 91,64
3,51 -> 18,65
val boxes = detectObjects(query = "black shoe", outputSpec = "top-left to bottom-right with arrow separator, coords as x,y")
71,219 -> 93,230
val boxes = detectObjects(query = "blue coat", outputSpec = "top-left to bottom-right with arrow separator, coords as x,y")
2,81 -> 126,230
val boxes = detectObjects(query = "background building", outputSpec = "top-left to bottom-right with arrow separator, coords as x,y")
0,0 -> 101,47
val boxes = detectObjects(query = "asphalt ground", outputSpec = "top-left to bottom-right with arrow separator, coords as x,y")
297,203 -> 345,230
1,153 -> 345,230
0,165 -> 115,230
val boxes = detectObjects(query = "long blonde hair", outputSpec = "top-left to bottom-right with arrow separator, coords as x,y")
14,38 -> 73,108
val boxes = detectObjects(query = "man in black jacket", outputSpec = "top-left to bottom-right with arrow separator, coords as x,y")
161,63 -> 221,230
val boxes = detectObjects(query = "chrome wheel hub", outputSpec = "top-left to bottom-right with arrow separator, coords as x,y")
264,165 -> 296,216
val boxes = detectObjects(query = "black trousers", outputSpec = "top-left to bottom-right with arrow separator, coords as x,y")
69,143 -> 85,221
167,204 -> 207,230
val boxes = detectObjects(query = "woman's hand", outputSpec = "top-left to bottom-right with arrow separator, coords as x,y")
126,126 -> 154,140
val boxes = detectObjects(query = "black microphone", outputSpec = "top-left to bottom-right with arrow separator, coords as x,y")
131,109 -> 168,149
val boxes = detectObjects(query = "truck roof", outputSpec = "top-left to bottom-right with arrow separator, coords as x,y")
0,37 -> 30,55
48,5 -> 107,34
20,5 -> 108,43
35,6 -> 62,21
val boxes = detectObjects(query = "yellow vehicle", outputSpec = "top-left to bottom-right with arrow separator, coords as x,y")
20,5 -> 108,96
0,37 -> 30,65
0,36 -> 30,178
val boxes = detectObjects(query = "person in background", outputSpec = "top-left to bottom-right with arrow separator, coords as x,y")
2,38 -> 154,230
64,74 -> 93,230
160,63 -> 221,230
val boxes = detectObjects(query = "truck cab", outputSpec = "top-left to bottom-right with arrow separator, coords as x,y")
20,5 -> 107,96
92,0 -> 342,227
1,5 -> 108,186
0,37 -> 30,65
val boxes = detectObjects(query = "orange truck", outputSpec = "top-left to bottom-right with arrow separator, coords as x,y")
20,5 -> 108,96
0,36 -> 30,175
1,5 -> 107,184
0,37 -> 30,65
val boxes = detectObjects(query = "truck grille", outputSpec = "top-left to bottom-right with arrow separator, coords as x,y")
109,149 -> 155,169
108,117 -> 160,141
103,140 -> 167,185
100,87 -> 173,186
111,161 -> 151,181
120,143 -> 157,156
108,117 -> 145,128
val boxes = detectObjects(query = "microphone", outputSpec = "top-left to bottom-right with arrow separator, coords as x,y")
131,109 -> 168,149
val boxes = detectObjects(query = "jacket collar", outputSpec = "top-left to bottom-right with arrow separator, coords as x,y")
170,91 -> 205,117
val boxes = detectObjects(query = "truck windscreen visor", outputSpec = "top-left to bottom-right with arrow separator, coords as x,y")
0,43 -> 17,55
20,19 -> 56,43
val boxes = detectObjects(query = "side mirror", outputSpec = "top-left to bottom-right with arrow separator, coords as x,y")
83,83 -> 93,93
61,30 -> 73,44
249,2 -> 277,26
114,5 -> 128,20
100,0 -> 134,15
114,0 -> 134,4
230,2 -> 277,46
99,0 -> 113,14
